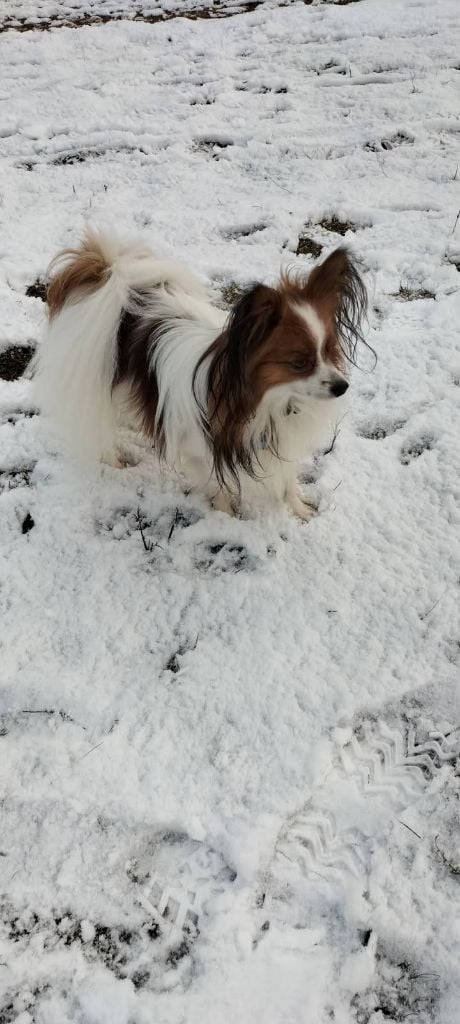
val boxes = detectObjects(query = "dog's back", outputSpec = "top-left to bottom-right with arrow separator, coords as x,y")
34,230 -> 219,466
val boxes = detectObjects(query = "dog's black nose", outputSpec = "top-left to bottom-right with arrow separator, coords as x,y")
329,380 -> 349,398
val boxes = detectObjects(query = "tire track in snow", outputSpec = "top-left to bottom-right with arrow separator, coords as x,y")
276,719 -> 460,885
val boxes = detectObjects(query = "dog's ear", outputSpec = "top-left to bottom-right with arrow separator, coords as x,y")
305,247 -> 369,364
224,283 -> 282,376
200,283 -> 282,487
208,282 -> 282,423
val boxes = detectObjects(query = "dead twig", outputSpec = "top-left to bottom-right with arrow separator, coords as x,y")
168,508 -> 180,542
420,590 -> 446,621
397,819 -> 422,840
22,708 -> 55,715
79,740 -> 104,761
265,172 -> 295,194
21,708 -> 80,726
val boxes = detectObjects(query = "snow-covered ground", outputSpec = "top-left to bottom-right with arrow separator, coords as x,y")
0,0 -> 280,30
1,1 -> 460,1021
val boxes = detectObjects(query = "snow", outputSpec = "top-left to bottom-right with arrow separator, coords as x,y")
1,0 -> 460,1021
0,0 -> 287,31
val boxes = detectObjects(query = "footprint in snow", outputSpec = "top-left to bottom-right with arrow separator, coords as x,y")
194,540 -> 260,574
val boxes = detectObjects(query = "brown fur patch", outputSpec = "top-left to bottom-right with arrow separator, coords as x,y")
247,301 -> 320,404
115,306 -> 164,451
304,248 -> 368,364
46,231 -> 111,318
280,248 -> 368,365
195,284 -> 282,484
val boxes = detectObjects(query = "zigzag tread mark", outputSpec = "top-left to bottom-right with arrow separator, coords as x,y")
340,721 -> 460,803
269,722 -> 460,898
136,844 -> 235,944
407,725 -> 460,763
277,813 -> 366,879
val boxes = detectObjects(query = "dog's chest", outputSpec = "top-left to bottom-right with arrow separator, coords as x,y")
262,401 -> 333,461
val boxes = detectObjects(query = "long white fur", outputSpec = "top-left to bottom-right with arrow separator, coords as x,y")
35,233 -> 344,516
35,273 -> 126,462
35,237 -> 221,464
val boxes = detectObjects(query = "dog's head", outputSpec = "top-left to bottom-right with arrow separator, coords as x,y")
203,248 -> 369,484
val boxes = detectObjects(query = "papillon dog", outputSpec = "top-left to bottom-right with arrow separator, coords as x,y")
35,230 -> 368,518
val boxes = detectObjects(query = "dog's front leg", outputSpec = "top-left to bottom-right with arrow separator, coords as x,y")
182,455 -> 235,516
285,477 -> 317,522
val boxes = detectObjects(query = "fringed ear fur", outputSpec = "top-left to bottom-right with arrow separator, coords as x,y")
305,247 -> 371,366
196,283 -> 282,487
213,283 -> 282,412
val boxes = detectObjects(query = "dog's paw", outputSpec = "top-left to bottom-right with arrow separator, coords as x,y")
286,487 -> 317,522
212,490 -> 238,516
292,501 -> 317,522
102,450 -> 126,470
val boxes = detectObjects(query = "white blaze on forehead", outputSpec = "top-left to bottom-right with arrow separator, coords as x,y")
292,302 -> 326,350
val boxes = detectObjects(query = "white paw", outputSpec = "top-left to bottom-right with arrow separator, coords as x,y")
286,482 -> 318,522
212,491 -> 237,516
102,451 -> 125,469
290,499 -> 317,522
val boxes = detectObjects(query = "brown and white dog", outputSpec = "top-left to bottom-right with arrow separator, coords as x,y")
35,231 -> 368,518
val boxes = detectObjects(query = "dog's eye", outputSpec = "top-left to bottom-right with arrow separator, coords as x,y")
289,355 -> 313,372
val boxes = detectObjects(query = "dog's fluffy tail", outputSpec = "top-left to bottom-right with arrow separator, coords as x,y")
34,229 -> 206,463
35,230 -> 153,463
